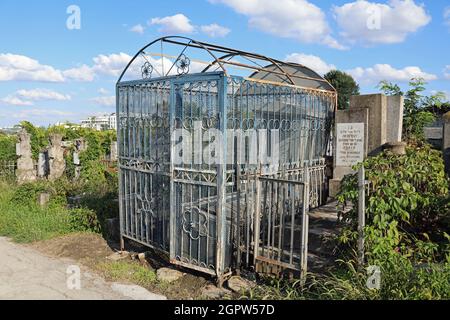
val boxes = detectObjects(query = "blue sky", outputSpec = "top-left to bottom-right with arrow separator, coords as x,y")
0,0 -> 449,127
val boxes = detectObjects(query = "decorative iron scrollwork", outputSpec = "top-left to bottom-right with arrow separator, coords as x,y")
176,54 -> 190,75
141,62 -> 153,79
182,207 -> 208,240
136,194 -> 157,220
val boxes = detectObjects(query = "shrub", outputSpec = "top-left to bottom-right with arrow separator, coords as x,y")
337,143 -> 449,261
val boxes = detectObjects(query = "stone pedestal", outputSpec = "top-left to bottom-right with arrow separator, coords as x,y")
383,142 -> 406,155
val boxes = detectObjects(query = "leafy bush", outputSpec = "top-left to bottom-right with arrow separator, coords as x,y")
378,78 -> 447,140
337,143 -> 449,261
68,208 -> 101,233
0,133 -> 17,162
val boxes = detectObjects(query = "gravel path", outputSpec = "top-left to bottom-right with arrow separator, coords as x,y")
0,237 -> 166,300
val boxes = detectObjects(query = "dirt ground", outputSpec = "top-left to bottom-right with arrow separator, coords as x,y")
30,233 -> 213,300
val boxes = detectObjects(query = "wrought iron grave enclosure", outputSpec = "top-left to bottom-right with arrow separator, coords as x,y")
117,37 -> 336,281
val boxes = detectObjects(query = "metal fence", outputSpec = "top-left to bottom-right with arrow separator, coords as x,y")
117,71 -> 335,282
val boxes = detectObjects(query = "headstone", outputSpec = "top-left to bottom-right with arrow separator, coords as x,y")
37,192 -> 50,207
37,152 -> 48,178
335,123 -> 365,167
330,94 -> 404,197
47,134 -> 66,181
350,94 -> 387,155
386,95 -> 404,143
16,130 -> 36,184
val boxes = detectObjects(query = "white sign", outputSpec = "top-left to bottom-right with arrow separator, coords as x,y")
336,123 -> 365,167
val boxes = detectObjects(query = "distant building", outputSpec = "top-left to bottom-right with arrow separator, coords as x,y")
0,126 -> 21,135
80,113 -> 117,131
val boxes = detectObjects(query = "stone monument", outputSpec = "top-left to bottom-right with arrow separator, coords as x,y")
329,93 -> 404,197
47,134 -> 66,181
16,130 -> 36,184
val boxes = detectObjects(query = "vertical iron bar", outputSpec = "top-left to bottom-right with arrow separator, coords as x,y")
300,165 -> 310,279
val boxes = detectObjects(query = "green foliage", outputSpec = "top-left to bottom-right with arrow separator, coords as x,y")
337,143 -> 449,260
19,121 -> 48,160
68,208 -> 101,233
324,70 -> 360,110
243,142 -> 450,301
378,78 -> 446,140
0,133 -> 17,162
97,261 -> 157,287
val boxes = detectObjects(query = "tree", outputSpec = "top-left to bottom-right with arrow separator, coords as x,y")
324,70 -> 360,110
378,78 -> 446,141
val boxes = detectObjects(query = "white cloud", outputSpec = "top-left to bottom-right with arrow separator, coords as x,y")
63,64 -> 95,82
347,64 -> 437,85
90,96 -> 115,107
445,7 -> 450,27
333,0 -> 431,45
16,89 -> 71,101
210,0 -> 345,49
1,96 -> 33,106
130,24 -> 145,34
1,88 -> 71,106
98,88 -> 110,95
285,53 -> 336,76
0,53 -> 65,82
92,52 -> 132,77
200,24 -> 231,37
150,14 -> 195,34
444,65 -> 450,80
10,108 -> 75,119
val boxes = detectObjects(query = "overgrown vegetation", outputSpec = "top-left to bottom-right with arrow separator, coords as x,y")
0,180 -> 100,243
246,142 -> 449,300
0,133 -> 17,162
96,261 -> 158,288
0,122 -> 118,242
378,78 -> 447,141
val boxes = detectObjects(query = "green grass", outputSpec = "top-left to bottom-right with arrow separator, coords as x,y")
0,181 -> 98,243
244,258 -> 450,300
96,261 -> 158,287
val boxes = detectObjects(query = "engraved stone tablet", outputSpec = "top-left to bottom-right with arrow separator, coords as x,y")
336,123 -> 365,167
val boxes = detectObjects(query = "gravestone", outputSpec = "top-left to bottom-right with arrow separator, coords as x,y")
16,130 -> 36,184
335,123 -> 365,167
330,93 -> 404,197
48,134 -> 66,181
37,152 -> 49,178
386,95 -> 404,143
350,94 -> 387,155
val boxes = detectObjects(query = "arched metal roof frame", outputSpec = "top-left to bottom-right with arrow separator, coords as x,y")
117,36 -> 336,93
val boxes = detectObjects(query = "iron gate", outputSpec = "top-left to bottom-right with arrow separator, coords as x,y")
169,74 -> 232,276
